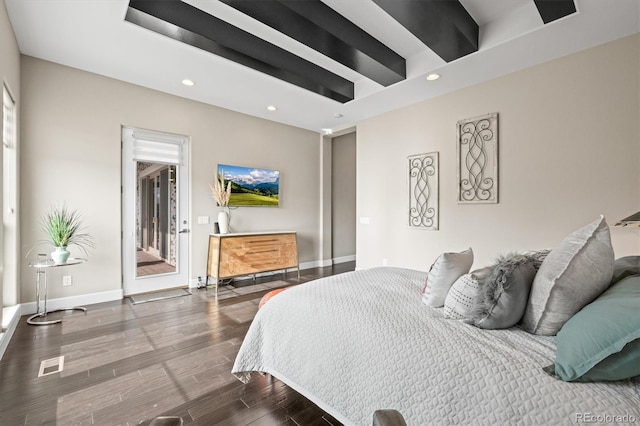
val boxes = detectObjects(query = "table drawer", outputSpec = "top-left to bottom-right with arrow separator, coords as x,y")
208,232 -> 298,279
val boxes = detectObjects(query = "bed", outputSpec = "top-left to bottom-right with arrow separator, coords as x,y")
232,266 -> 640,425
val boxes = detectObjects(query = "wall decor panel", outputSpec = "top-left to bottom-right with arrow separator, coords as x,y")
457,112 -> 498,204
408,152 -> 438,230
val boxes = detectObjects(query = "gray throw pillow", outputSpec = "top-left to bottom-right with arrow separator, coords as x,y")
524,249 -> 551,271
521,216 -> 615,336
472,254 -> 537,329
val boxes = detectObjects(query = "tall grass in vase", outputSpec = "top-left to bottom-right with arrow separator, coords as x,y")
41,205 -> 94,264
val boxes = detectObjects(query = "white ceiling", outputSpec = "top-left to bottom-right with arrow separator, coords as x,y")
5,0 -> 640,133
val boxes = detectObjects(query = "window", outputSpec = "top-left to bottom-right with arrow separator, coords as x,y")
3,84 -> 16,215
3,83 -> 18,307
3,85 -> 15,148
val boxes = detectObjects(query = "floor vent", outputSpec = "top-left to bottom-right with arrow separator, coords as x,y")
38,356 -> 64,377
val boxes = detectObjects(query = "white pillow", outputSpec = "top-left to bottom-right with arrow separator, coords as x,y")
521,216 -> 615,336
443,267 -> 492,321
422,248 -> 473,308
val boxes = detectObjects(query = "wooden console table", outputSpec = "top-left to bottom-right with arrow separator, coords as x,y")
206,231 -> 299,296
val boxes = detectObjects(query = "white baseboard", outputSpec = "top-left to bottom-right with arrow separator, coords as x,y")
0,305 -> 21,361
299,259 -> 331,269
20,289 -> 124,316
333,255 -> 356,264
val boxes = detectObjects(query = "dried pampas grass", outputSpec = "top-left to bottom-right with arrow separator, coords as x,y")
209,170 -> 231,207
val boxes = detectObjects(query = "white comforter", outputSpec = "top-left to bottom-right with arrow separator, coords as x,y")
232,267 -> 640,425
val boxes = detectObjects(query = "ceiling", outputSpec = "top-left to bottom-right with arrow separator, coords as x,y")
5,0 -> 640,133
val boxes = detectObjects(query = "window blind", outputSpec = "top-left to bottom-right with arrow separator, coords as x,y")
131,130 -> 185,165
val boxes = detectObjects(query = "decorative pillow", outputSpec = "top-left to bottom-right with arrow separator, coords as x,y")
610,256 -> 640,286
521,216 -> 614,336
472,254 -> 537,329
258,287 -> 289,309
422,248 -> 473,308
523,249 -> 551,271
443,267 -> 492,321
543,275 -> 640,382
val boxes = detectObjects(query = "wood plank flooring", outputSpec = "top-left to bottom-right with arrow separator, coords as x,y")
0,262 -> 355,426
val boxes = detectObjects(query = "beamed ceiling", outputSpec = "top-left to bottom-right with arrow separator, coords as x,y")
5,0 -> 640,132
125,0 -> 577,103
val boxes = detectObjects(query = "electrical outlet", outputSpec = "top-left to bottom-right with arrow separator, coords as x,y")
63,275 -> 72,286
382,258 -> 388,266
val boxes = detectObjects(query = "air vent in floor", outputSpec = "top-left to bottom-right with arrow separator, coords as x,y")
38,356 -> 64,377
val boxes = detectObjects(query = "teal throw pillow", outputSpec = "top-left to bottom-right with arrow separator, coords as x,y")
544,275 -> 640,382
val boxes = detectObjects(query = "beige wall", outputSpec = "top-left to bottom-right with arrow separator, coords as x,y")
1,0 -> 21,319
20,56 -> 321,302
356,34 -> 640,271
332,132 -> 356,259
14,33 -> 640,302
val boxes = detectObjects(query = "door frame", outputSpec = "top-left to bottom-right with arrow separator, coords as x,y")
121,126 -> 190,295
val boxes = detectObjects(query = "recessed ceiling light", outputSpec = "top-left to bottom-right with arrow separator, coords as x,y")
267,105 -> 278,111
181,79 -> 195,86
426,73 -> 440,81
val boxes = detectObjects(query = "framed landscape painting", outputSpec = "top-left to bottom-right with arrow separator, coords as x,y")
217,164 -> 280,206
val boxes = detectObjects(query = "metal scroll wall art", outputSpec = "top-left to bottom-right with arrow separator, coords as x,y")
457,113 -> 499,204
408,152 -> 439,230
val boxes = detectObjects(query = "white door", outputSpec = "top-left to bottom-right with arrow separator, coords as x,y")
121,127 -> 190,295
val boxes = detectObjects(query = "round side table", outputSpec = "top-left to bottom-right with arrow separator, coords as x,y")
27,256 -> 88,325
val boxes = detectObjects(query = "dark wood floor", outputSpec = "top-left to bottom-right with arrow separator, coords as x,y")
0,262 -> 355,426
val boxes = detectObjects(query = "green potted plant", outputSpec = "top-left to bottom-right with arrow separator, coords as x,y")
41,204 -> 94,264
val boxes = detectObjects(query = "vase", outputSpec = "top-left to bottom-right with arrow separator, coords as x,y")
218,211 -> 230,234
51,246 -> 70,264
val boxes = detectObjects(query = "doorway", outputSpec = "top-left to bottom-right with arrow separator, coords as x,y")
137,163 -> 177,277
331,131 -> 356,263
122,127 -> 190,295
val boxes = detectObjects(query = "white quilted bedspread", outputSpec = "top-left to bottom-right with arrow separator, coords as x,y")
232,267 -> 640,426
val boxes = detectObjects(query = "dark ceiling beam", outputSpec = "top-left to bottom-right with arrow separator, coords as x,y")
534,0 -> 577,24
126,0 -> 354,103
219,0 -> 406,86
372,0 -> 478,63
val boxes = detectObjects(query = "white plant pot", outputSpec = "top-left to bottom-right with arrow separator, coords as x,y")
218,211 -> 230,234
51,246 -> 70,264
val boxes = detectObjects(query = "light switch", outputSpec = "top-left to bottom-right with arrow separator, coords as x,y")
360,217 -> 370,225
197,216 -> 210,224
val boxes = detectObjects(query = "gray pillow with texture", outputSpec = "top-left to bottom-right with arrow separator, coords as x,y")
473,254 -> 537,329
523,249 -> 551,271
521,216 -> 614,336
443,267 -> 492,322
